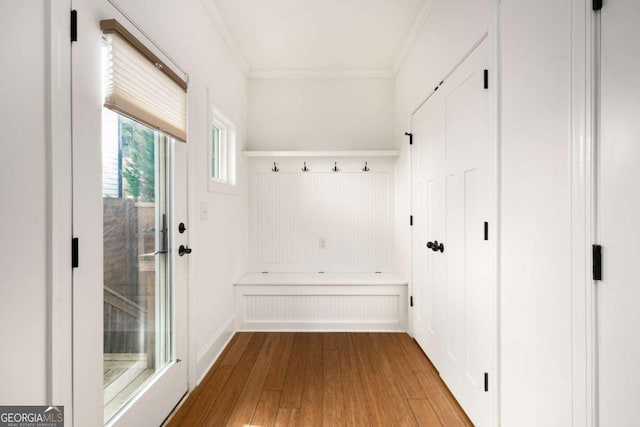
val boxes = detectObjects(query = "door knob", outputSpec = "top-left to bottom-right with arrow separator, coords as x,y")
178,245 -> 192,256
426,240 -> 444,253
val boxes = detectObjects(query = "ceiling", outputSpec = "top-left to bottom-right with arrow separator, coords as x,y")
205,0 -> 430,77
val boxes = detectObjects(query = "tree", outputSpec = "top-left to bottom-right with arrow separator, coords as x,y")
120,116 -> 155,202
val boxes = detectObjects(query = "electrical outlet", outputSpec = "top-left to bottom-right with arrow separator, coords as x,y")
319,237 -> 326,249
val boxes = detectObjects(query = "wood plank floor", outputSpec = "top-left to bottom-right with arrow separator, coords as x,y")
164,333 -> 473,427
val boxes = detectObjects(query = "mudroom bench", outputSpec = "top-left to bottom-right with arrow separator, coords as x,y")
233,272 -> 408,331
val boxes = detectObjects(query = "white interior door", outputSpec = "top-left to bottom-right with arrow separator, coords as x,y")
71,1 -> 188,425
596,1 -> 640,425
411,38 -> 495,427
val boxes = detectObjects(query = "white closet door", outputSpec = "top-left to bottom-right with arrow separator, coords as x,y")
411,38 -> 495,427
597,1 -> 640,425
411,79 -> 446,369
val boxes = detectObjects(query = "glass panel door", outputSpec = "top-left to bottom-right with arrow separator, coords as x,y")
101,109 -> 173,422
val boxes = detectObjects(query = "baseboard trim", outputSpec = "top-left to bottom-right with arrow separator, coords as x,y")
237,327 -> 407,333
195,314 -> 236,385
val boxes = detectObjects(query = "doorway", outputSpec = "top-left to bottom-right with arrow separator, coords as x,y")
71,2 -> 189,425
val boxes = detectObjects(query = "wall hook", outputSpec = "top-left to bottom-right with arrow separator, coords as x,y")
302,162 -> 309,172
332,161 -> 340,172
362,161 -> 370,172
272,162 -> 279,172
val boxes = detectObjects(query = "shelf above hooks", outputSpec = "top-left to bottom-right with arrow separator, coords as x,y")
242,150 -> 400,158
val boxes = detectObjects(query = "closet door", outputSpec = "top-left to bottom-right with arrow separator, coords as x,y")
411,76 -> 446,369
411,38 -> 495,426
597,1 -> 640,425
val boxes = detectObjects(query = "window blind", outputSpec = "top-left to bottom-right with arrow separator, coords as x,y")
101,19 -> 187,142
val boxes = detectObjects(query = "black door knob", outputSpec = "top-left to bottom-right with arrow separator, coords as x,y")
426,240 -> 444,253
178,222 -> 187,234
178,245 -> 192,256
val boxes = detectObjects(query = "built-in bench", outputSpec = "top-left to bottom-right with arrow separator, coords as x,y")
234,272 -> 408,331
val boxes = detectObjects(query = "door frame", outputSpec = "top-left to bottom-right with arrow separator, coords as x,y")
569,0 -> 598,426
407,9 -> 501,425
47,2 -> 192,425
48,1 -> 74,425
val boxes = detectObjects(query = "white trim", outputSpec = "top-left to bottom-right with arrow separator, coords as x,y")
249,68 -> 394,79
489,9 -> 502,426
235,272 -> 407,286
391,0 -> 438,75
48,0 -> 73,420
199,0 -> 250,75
242,150 -> 400,158
570,0 -> 597,425
207,90 -> 239,195
195,315 -> 237,384
186,109 -> 199,392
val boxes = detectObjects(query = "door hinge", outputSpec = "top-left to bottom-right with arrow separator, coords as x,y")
593,0 -> 602,11
483,69 -> 489,89
410,215 -> 413,226
410,296 -> 414,307
405,132 -> 413,145
593,244 -> 602,281
484,372 -> 489,392
70,10 -> 78,42
484,221 -> 489,240
72,237 -> 79,268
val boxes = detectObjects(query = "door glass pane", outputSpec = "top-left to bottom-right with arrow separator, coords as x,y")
102,109 -> 172,422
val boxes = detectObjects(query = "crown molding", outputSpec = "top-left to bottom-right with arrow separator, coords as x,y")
392,0 -> 438,75
248,68 -> 395,79
201,0 -> 436,79
200,0 -> 250,75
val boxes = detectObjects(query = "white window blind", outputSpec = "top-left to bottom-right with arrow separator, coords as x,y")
101,19 -> 187,142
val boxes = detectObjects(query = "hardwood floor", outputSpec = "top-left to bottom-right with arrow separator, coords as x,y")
164,333 -> 473,427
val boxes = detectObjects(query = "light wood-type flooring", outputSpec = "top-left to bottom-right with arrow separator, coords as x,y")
165,332 -> 473,426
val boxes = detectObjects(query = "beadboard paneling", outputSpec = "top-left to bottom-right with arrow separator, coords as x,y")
244,294 -> 398,323
234,283 -> 407,331
248,158 -> 395,272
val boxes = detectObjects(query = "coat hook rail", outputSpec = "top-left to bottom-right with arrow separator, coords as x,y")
272,162 -> 279,172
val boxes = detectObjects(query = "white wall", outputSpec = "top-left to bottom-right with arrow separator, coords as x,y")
0,0 -> 248,411
248,78 -> 395,150
395,0 -> 576,425
0,0 -> 49,405
500,1 -> 573,425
